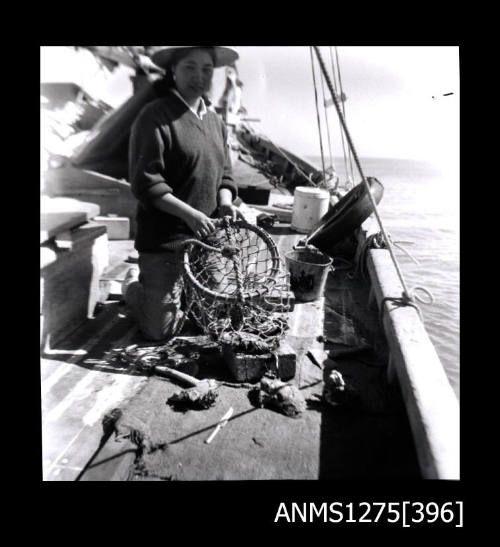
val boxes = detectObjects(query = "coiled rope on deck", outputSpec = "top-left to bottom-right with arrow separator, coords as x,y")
312,46 -> 434,321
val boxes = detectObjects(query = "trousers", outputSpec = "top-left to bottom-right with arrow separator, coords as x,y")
123,251 -> 185,341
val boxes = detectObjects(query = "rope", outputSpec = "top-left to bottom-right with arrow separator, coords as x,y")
392,241 -> 419,265
329,47 -> 351,189
351,232 -> 421,280
379,287 -> 435,324
380,295 -> 423,323
309,47 -> 327,185
334,47 -> 355,187
222,217 -> 246,330
348,230 -> 434,326
313,47 -> 436,326
312,46 -> 416,307
351,230 -> 434,301
319,64 -> 336,189
223,219 -> 244,300
349,232 -> 386,281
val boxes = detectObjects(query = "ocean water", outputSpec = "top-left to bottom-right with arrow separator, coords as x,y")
307,156 -> 460,401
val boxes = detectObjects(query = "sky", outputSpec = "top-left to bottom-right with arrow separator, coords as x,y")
221,46 -> 459,169
41,46 -> 459,172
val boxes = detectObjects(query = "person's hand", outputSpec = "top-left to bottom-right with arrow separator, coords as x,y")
183,209 -> 216,239
218,203 -> 243,222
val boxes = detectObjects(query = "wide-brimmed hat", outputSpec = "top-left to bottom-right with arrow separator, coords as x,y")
151,46 -> 239,69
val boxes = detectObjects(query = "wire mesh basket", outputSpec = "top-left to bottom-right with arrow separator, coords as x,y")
177,218 -> 291,350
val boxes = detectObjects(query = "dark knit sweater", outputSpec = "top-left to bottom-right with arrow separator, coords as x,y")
129,90 -> 237,252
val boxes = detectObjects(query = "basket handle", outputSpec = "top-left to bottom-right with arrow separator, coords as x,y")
178,217 -> 283,303
160,218 -> 253,252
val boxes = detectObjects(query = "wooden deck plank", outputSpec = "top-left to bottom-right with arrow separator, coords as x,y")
43,229 -> 421,481
82,227 -> 417,481
76,227 -> 330,481
41,300 -> 150,481
42,363 -> 148,480
130,370 -> 324,481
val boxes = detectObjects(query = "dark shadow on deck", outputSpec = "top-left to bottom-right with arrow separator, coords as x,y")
316,273 -> 422,479
41,301 -> 154,377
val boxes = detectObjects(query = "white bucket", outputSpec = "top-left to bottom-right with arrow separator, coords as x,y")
291,186 -> 330,234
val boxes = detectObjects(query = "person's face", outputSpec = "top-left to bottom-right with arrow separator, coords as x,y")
172,49 -> 214,103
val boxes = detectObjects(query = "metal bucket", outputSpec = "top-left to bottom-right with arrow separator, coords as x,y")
285,247 -> 333,302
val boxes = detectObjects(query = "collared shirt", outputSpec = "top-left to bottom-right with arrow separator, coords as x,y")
171,88 -> 208,120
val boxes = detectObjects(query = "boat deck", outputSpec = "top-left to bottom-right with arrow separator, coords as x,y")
41,225 -> 421,481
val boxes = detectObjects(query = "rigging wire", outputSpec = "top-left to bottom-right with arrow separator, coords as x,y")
319,64 -> 338,191
312,46 -> 428,311
319,71 -> 333,171
328,46 -> 350,188
309,47 -> 327,185
335,47 -> 355,187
